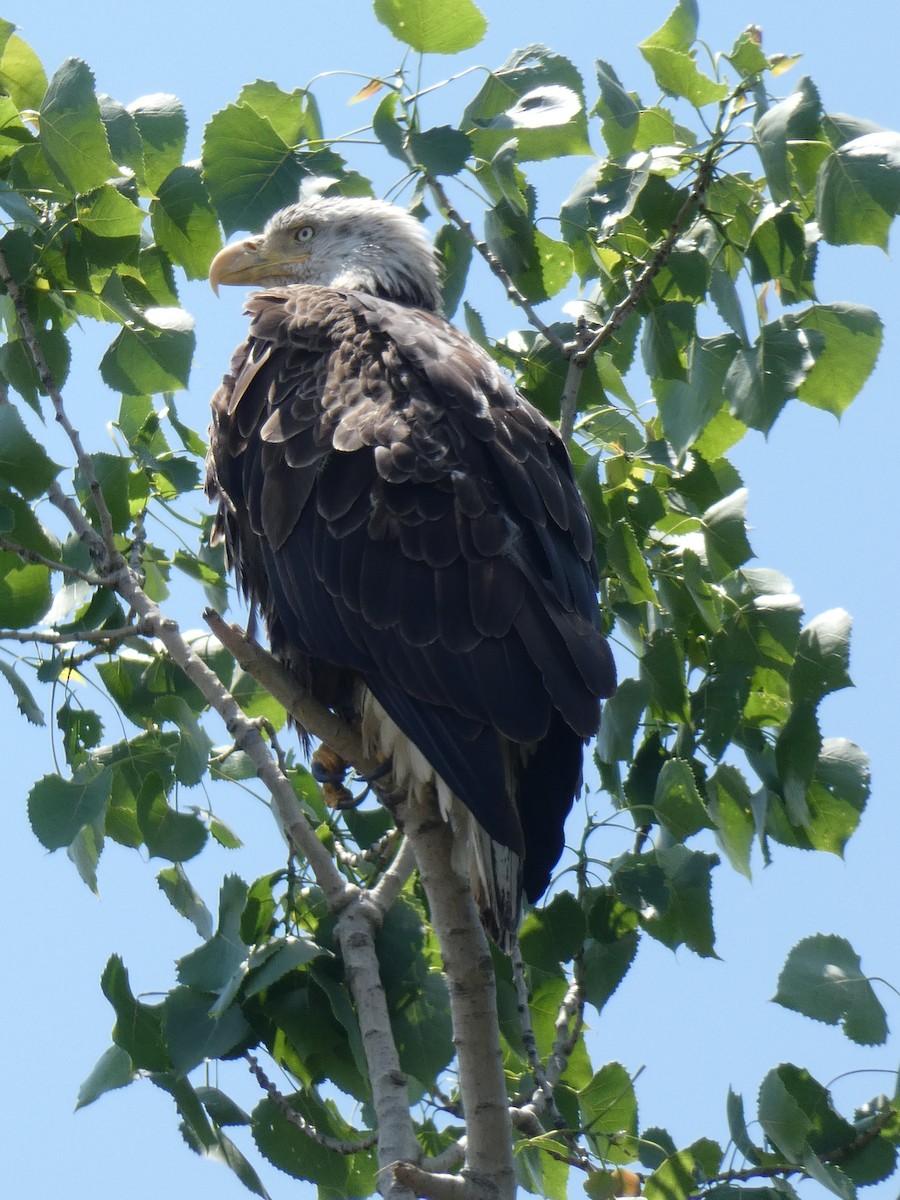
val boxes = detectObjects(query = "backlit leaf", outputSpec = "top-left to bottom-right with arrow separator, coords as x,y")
39,58 -> 118,193
817,131 -> 900,249
373,0 -> 486,53
127,93 -> 186,193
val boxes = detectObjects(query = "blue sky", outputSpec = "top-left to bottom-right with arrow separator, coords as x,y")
1,2 -> 899,1198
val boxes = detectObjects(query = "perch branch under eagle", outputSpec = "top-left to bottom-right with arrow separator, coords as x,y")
206,195 -> 616,951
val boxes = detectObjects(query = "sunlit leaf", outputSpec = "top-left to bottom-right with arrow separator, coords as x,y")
39,58 -> 118,193
373,0 -> 486,53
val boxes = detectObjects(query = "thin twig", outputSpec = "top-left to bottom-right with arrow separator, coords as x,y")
510,942 -> 562,1123
0,250 -> 120,562
245,1052 -> 377,1154
0,623 -> 149,646
547,959 -> 586,1087
422,172 -> 568,355
0,535 -> 109,585
369,835 -> 417,918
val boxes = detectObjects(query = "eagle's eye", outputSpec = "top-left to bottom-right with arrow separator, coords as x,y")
295,225 -> 315,243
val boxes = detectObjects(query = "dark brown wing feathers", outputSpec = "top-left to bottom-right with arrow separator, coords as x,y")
208,285 -> 615,900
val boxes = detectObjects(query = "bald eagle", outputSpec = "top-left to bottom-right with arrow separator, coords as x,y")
206,195 -> 616,951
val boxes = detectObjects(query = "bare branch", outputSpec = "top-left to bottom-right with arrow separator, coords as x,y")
391,1163 -> 469,1200
397,790 -> 516,1200
510,941 -> 563,1124
245,1052 -> 377,1154
0,623 -> 150,647
547,964 -> 586,1089
370,834 -> 417,917
0,534 -> 109,585
204,609 -> 383,776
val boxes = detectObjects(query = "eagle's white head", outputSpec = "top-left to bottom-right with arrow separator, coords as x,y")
209,194 -> 443,312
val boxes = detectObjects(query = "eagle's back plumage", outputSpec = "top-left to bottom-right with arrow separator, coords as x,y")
208,283 -> 615,948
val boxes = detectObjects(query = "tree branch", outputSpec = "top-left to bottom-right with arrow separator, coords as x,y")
0,623 -> 150,646
558,134 -> 722,441
204,609 -> 383,776
396,790 -> 516,1200
0,534 -> 108,585
421,170 -> 568,355
245,1052 -> 378,1154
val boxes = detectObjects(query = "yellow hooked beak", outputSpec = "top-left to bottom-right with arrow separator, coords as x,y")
208,237 -> 310,294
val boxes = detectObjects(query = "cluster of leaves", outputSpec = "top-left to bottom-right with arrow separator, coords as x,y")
0,0 -> 899,1196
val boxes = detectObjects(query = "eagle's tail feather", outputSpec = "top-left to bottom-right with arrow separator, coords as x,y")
467,821 -> 522,955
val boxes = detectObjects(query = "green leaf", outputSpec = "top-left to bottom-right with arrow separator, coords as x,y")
99,95 -> 144,178
151,165 -> 222,279
0,658 -> 43,725
162,986 -> 252,1073
579,1063 -> 638,1163
237,79 -> 314,145
727,1088 -> 763,1165
138,790 -> 208,862
73,451 -> 137,534
608,519 -> 655,605
817,131 -> 900,249
0,551 -> 50,627
76,184 -> 145,238
177,875 -> 249,993
0,32 -> 48,112
101,954 -> 171,1072
774,934 -> 888,1046
792,304 -> 883,416
252,1094 -> 376,1193
657,334 -> 740,458
706,765 -> 754,878
39,58 -> 118,194
639,45 -> 727,107
618,846 -> 718,957
127,93 -> 187,193
595,678 -> 651,764
519,891 -> 586,970
463,46 -> 591,162
100,306 -> 195,394
703,488 -> 753,578
157,864 -> 214,940
726,318 -> 824,434
791,609 -> 852,706
727,28 -> 769,78
641,631 -> 690,723
638,1 -> 727,107
155,694 -> 213,786
76,1044 -> 134,1110
244,936 -> 326,997
27,767 -> 111,850
408,125 -> 471,175
644,1141 -> 723,1200
0,407 -> 61,499
581,931 -> 639,1015
373,0 -> 486,53
434,222 -> 472,318
202,102 -> 306,235
654,758 -> 708,840
747,204 -> 814,302
594,60 -> 639,157
195,1086 -> 251,1127
755,77 -> 822,204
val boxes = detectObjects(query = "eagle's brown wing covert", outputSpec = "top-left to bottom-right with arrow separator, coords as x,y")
207,286 -> 615,900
